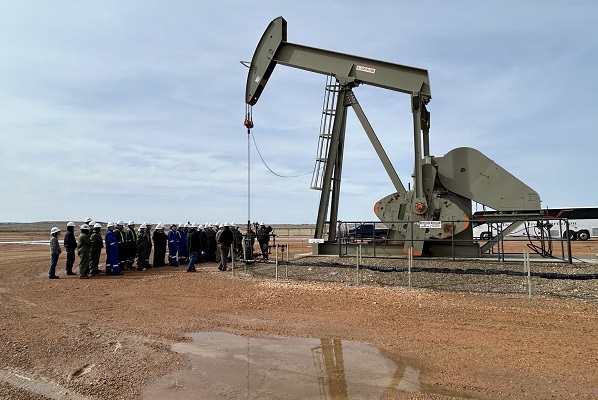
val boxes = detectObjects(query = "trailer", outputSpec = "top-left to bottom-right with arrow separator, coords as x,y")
473,207 -> 598,241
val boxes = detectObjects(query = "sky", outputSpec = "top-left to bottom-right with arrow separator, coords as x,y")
1,1 -> 597,225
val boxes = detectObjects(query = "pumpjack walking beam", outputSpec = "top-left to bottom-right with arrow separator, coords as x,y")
246,17 -> 431,240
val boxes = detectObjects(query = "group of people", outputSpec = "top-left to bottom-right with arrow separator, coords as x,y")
48,219 -> 274,279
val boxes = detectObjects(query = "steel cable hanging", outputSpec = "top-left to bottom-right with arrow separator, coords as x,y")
250,130 -> 322,178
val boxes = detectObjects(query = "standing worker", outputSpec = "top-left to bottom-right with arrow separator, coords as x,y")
144,222 -> 153,269
177,223 -> 188,265
152,223 -> 167,267
204,224 -> 217,262
167,224 -> 179,267
136,223 -> 149,271
257,222 -> 273,260
48,226 -> 61,279
105,222 -> 120,275
114,221 -> 126,273
63,221 -> 77,275
186,223 -> 200,272
77,224 -> 92,279
217,223 -> 234,271
125,221 -> 137,269
89,222 -> 103,277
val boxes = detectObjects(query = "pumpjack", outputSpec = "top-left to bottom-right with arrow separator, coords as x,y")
245,17 -> 541,257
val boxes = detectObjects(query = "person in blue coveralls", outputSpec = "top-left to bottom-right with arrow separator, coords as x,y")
104,222 -> 121,275
168,224 -> 179,267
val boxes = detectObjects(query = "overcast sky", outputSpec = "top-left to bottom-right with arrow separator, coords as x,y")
1,1 -> 596,224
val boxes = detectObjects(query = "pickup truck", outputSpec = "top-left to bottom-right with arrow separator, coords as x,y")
347,223 -> 389,240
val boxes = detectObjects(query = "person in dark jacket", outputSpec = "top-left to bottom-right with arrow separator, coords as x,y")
89,223 -> 104,276
136,223 -> 149,271
186,224 -> 201,272
177,223 -> 188,264
63,221 -> 77,275
204,224 -> 217,262
217,223 -> 234,271
257,222 -> 273,260
114,221 -> 126,272
125,221 -> 137,269
152,223 -> 167,267
77,224 -> 92,279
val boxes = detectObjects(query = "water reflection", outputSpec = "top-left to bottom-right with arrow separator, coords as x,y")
143,332 -> 488,399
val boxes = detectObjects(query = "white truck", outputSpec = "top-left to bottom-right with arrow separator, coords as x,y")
473,207 -> 598,241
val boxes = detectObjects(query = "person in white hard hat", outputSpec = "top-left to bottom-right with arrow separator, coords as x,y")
114,221 -> 126,272
77,224 -> 92,279
63,222 -> 77,275
204,224 -> 217,262
177,223 -> 188,264
135,223 -> 149,271
144,223 -> 153,269
186,223 -> 200,272
125,221 -> 137,269
217,223 -> 234,271
48,226 -> 61,279
152,223 -> 167,267
89,223 -> 103,277
104,222 -> 120,275
167,224 -> 179,267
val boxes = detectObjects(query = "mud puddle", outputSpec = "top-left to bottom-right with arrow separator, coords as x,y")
143,331 -> 488,399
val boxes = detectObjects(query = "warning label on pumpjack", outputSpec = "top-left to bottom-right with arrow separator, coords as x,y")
356,65 -> 376,74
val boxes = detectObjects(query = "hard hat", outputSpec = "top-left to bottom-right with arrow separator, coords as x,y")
214,222 -> 219,226
128,221 -> 135,226
231,223 -> 237,228
178,223 -> 184,228
199,224 -> 204,229
117,220 -> 124,226
144,222 -> 151,227
224,222 -> 230,227
90,221 -> 96,227
107,222 -> 115,228
156,223 -> 163,229
260,222 -> 265,226
67,221 -> 75,227
191,223 -> 198,228
94,223 -> 101,229
50,227 -> 60,234
80,224 -> 90,230
140,223 -> 147,229
84,217 -> 92,223
184,223 -> 190,228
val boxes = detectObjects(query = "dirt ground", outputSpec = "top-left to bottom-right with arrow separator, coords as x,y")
0,226 -> 597,399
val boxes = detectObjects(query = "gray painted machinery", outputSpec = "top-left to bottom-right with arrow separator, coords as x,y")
245,17 -> 541,257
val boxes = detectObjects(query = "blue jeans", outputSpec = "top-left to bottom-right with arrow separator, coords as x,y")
187,251 -> 198,271
49,253 -> 59,277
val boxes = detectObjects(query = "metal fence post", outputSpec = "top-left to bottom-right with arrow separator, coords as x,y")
356,244 -> 361,286
524,251 -> 532,298
408,246 -> 413,290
